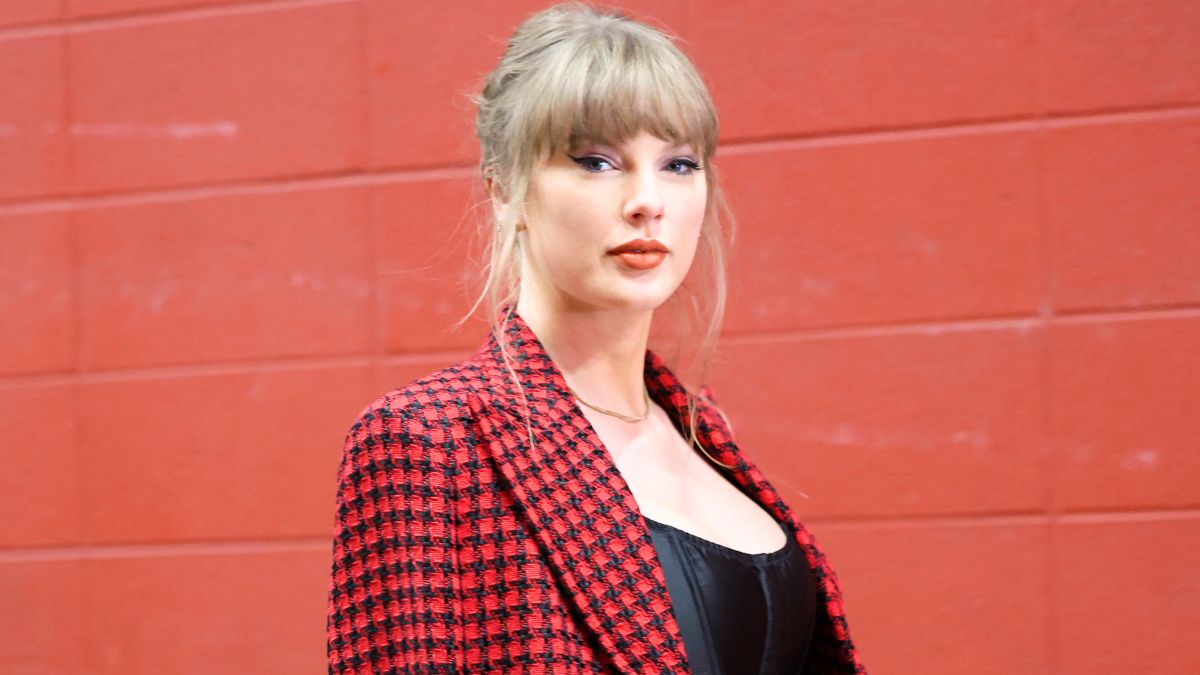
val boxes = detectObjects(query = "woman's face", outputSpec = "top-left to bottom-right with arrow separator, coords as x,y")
517,130 -> 708,313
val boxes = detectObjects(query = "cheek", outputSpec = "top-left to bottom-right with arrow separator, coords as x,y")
524,189 -> 605,281
679,186 -> 708,244
535,201 -> 595,259
674,229 -> 702,275
538,180 -> 611,244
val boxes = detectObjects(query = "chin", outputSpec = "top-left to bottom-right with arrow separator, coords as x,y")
565,270 -> 685,313
609,285 -> 680,313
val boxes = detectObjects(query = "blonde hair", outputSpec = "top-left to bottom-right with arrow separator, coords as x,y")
464,2 -> 734,459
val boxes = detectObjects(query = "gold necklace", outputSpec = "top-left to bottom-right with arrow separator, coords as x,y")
567,384 -> 651,423
568,382 -> 737,469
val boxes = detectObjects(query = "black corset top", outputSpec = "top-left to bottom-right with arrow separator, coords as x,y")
645,515 -> 816,675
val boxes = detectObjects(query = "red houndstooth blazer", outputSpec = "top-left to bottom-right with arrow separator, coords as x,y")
327,308 -> 865,674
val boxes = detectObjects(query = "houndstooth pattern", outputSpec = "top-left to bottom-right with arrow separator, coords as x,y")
327,308 -> 866,674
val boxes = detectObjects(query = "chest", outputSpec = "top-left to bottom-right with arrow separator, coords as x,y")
583,406 -> 789,555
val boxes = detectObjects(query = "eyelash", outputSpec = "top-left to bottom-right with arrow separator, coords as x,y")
667,158 -> 704,174
569,155 -> 704,175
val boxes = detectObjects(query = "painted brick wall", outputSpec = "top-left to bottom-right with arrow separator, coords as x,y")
1,1 -> 1196,673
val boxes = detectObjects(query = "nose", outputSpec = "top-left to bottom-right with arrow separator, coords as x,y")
622,167 -> 664,226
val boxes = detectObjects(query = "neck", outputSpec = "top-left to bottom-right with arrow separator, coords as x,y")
515,288 -> 653,417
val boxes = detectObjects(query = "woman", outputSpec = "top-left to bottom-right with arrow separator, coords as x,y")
327,4 -> 864,674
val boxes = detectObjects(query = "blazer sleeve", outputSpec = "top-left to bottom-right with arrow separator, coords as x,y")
326,399 -> 463,674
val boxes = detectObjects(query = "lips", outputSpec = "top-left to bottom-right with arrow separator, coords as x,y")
606,239 -> 669,255
607,239 -> 669,271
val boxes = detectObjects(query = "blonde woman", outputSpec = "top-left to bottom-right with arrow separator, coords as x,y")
327,4 -> 864,673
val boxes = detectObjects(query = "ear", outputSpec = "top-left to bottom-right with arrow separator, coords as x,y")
484,173 -> 510,226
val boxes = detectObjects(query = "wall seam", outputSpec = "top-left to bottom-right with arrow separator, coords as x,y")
359,0 -> 385,393
1030,1 -> 1061,672
3,106 -> 1196,212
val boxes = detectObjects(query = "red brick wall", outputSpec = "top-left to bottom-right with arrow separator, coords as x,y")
1,1 -> 1196,673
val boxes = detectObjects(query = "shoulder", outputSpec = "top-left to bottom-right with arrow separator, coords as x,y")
341,354 -> 486,472
351,357 -> 483,428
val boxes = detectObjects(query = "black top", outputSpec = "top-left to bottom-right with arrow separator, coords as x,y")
645,516 -> 816,675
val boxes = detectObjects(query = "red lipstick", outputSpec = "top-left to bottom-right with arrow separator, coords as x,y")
606,239 -> 669,271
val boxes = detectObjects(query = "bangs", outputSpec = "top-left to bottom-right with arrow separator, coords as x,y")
521,28 -> 718,160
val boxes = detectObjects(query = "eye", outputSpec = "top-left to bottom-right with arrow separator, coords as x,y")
569,155 -> 615,173
666,158 -> 703,175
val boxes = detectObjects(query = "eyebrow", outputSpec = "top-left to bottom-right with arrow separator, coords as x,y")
571,140 -> 697,154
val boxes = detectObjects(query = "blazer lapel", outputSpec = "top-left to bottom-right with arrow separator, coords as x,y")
646,348 -> 796,533
466,308 -> 807,673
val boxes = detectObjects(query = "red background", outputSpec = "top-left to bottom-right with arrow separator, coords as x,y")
2,1 -> 1198,673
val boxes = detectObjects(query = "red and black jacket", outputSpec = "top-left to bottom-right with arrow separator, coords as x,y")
327,309 -> 865,673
